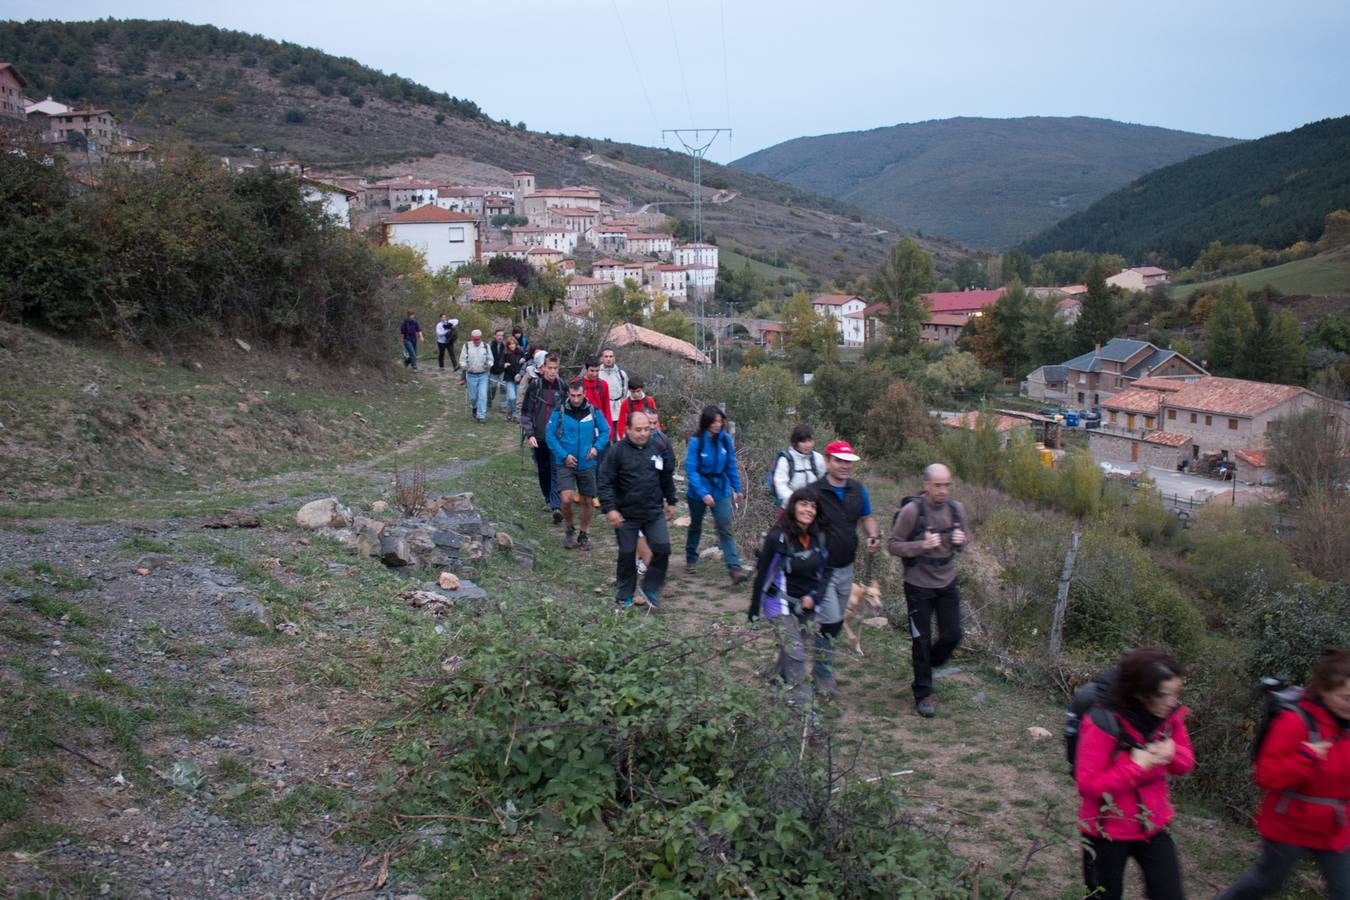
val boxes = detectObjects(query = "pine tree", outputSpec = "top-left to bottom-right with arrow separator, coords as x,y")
869,238 -> 934,355
1264,308 -> 1306,384
988,278 -> 1031,378
1203,281 -> 1256,376
1072,262 -> 1118,353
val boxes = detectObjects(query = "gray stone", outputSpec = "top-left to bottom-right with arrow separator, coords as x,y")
429,492 -> 474,512
510,545 -> 535,571
445,579 -> 488,601
431,509 -> 484,534
430,529 -> 463,550
479,522 -> 496,540
351,516 -> 385,538
380,534 -> 415,567
7,586 -> 33,603
230,597 -> 272,627
406,529 -> 437,555
296,498 -> 351,529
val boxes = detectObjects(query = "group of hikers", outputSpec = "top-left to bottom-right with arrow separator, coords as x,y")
403,318 -> 1348,898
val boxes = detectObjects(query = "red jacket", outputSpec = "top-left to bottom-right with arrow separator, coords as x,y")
582,377 -> 613,432
1252,699 -> 1350,852
616,394 -> 659,440
1075,706 -> 1194,840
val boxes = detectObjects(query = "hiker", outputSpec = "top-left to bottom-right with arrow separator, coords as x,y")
616,376 -> 659,440
400,310 -> 421,369
807,440 -> 881,699
581,356 -> 615,441
499,336 -> 527,421
435,315 -> 454,370
512,326 -> 529,354
772,423 -> 826,508
546,379 -> 610,551
445,317 -> 459,371
1218,648 -> 1350,899
1075,648 -> 1193,900
520,353 -> 565,523
887,463 -> 969,719
747,488 -> 829,705
458,329 -> 494,423
598,409 -> 677,609
487,329 -> 508,411
684,405 -> 748,585
598,347 -> 628,440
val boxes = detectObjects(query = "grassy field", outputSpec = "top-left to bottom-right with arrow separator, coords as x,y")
718,246 -> 813,284
1169,246 -> 1350,298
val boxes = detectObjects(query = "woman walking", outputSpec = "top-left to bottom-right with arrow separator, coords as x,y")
500,336 -> 527,421
1075,648 -> 1194,900
683,405 -> 747,584
747,489 -> 828,704
1219,648 -> 1350,899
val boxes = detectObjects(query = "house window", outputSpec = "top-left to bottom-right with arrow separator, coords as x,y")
1109,411 -> 1117,425
1205,415 -> 1213,426
1228,418 -> 1238,430
1145,416 -> 1155,429
1167,410 -> 1176,420
1190,412 -> 1197,423
448,227 -> 465,243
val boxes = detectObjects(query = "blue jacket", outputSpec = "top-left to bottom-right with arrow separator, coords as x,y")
685,430 -> 742,501
546,401 -> 610,472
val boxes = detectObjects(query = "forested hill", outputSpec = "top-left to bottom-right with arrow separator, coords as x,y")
729,116 -> 1239,249
0,19 -> 940,282
1021,115 -> 1350,265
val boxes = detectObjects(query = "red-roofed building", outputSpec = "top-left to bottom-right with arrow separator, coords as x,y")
435,186 -> 486,217
593,259 -> 645,287
525,246 -> 565,270
547,206 -> 599,240
506,224 -> 577,254
652,264 -> 688,304
606,323 -> 709,366
466,282 -> 518,303
924,288 -> 1005,318
381,206 -> 480,272
1234,449 -> 1273,485
0,62 -> 27,121
673,243 -> 719,269
921,313 -> 973,345
565,275 -> 609,308
625,233 -> 674,258
940,411 -> 1029,448
811,294 -> 867,346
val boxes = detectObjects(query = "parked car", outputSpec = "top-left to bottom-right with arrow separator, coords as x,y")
1063,410 -> 1080,427
1037,406 -> 1060,418
1079,408 -> 1101,429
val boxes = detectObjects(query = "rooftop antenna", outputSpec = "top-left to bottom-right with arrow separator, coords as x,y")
661,127 -> 731,359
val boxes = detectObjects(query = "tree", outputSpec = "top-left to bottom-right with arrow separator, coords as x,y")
987,278 -> 1033,378
1203,281 -> 1256,375
594,279 -> 648,326
648,296 -> 695,343
1262,308 -> 1306,384
1072,261 -> 1118,354
487,255 -> 534,286
781,291 -> 838,363
1000,249 -> 1031,285
951,255 -> 987,290
921,351 -> 996,405
1025,293 -> 1073,367
959,314 -> 1003,372
869,238 -> 934,355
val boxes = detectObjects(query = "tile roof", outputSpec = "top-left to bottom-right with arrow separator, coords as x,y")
606,323 -> 710,365
591,258 -> 625,267
813,293 -> 865,307
1103,388 -> 1163,415
1057,297 -> 1082,310
862,302 -> 888,316
924,288 -> 1005,313
625,233 -> 670,241
509,225 -> 573,234
1143,430 -> 1190,447
1128,266 -> 1169,276
567,276 -> 609,286
654,264 -> 686,272
941,411 -> 1023,432
1130,376 -> 1188,392
1040,365 -> 1067,382
527,246 -> 562,255
467,282 -> 518,302
1235,449 -> 1268,467
1164,377 -> 1309,418
383,206 -> 479,224
438,186 -> 486,196
926,313 -> 970,327
1060,284 -> 1088,294
0,62 -> 28,87
550,206 -> 599,216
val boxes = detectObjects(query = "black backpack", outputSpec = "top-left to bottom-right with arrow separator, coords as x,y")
1064,668 -> 1140,776
1252,678 -> 1320,761
891,493 -> 962,569
765,449 -> 821,500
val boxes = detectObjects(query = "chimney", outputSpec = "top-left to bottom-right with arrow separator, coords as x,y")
1094,342 -> 1101,354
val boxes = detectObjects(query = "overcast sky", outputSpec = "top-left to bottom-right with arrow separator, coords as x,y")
9,0 -> 1349,163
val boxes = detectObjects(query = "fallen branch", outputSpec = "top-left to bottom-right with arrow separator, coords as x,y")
45,738 -> 110,771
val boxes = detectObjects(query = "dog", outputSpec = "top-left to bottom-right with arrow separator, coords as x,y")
841,579 -> 884,656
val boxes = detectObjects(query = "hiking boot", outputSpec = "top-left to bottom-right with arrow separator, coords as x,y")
685,561 -> 698,575
551,509 -> 564,525
563,528 -> 577,550
814,675 -> 839,702
615,596 -> 635,609
915,697 -> 936,718
729,566 -> 749,586
643,591 -> 661,609
576,531 -> 592,551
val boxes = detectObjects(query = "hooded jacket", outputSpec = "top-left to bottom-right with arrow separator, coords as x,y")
519,375 -> 564,441
545,399 -> 610,472
582,376 -> 613,433
772,446 -> 825,506
1252,698 -> 1350,852
597,432 -> 677,519
685,430 -> 741,501
748,524 -> 828,621
1075,705 -> 1194,841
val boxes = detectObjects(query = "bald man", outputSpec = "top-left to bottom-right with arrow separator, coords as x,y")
887,463 -> 969,718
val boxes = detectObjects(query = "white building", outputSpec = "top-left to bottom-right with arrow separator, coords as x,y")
547,206 -> 599,241
683,262 -> 716,299
593,258 -> 645,287
626,233 -> 673,258
507,225 -> 578,254
592,225 -> 629,254
673,242 -> 718,269
373,176 -> 440,210
301,177 -> 358,228
435,186 -> 485,217
652,264 -> 688,305
526,246 -> 565,270
811,293 -> 867,346
381,206 -> 480,273
1107,266 -> 1170,292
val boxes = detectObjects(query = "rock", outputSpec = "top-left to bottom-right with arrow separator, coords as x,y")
431,509 -> 485,535
234,338 -> 251,352
446,579 -> 487,601
231,596 -> 272,627
1027,726 -> 1053,740
702,547 -> 724,561
203,510 -> 261,529
352,516 -> 385,538
296,498 -> 351,529
511,545 -> 535,571
83,382 -> 100,397
430,529 -> 463,550
370,500 -> 389,515
673,515 -> 692,527
275,622 -> 301,636
380,533 -> 415,567
440,656 -> 465,676
494,532 -> 514,551
406,529 -> 437,555
427,492 -> 474,513
355,532 -> 382,558
479,522 -> 496,540
7,586 -> 33,603
438,572 -> 461,591
463,540 -> 486,561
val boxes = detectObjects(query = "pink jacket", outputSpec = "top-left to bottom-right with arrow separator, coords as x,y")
1075,706 -> 1194,840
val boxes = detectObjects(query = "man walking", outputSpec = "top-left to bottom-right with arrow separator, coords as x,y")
580,356 -> 615,440
487,329 -> 508,411
445,318 -> 460,371
597,347 -> 628,440
459,329 -> 494,422
887,463 -> 968,718
546,379 -> 610,551
400,310 -> 422,369
435,315 -> 452,370
809,440 -> 882,699
599,409 -> 677,609
520,353 -> 565,523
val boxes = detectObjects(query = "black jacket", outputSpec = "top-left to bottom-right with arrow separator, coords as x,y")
811,477 -> 866,568
520,375 -> 564,440
748,524 -> 828,621
598,433 -> 677,519
488,340 -> 507,374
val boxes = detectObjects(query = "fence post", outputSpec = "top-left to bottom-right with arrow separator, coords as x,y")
1049,530 -> 1081,658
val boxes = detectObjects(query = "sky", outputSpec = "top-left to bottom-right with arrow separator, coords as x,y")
7,0 -> 1349,164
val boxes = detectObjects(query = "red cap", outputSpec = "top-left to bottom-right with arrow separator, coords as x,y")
824,440 -> 860,461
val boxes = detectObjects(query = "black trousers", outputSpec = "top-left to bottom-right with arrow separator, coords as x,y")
532,443 -> 558,510
1218,838 -> 1349,899
615,514 -> 670,603
437,341 -> 452,368
1082,831 -> 1185,900
904,581 -> 963,700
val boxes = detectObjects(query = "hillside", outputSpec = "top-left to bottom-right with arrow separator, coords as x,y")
1169,245 -> 1350,301
0,19 -> 962,282
730,116 -> 1239,249
1023,115 -> 1350,264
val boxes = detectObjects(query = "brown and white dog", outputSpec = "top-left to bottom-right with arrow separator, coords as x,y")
841,579 -> 884,656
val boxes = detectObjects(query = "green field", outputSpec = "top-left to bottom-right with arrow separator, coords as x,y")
719,247 -> 812,283
1170,247 -> 1350,298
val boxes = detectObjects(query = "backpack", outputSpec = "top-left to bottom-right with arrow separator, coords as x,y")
891,493 -> 963,569
765,449 -> 821,500
1063,668 -> 1139,776
1252,678 -> 1320,762
555,402 -> 602,446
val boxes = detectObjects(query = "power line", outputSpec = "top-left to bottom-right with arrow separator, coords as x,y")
718,0 -> 733,153
664,0 -> 696,122
663,127 -> 732,358
610,0 -> 658,129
